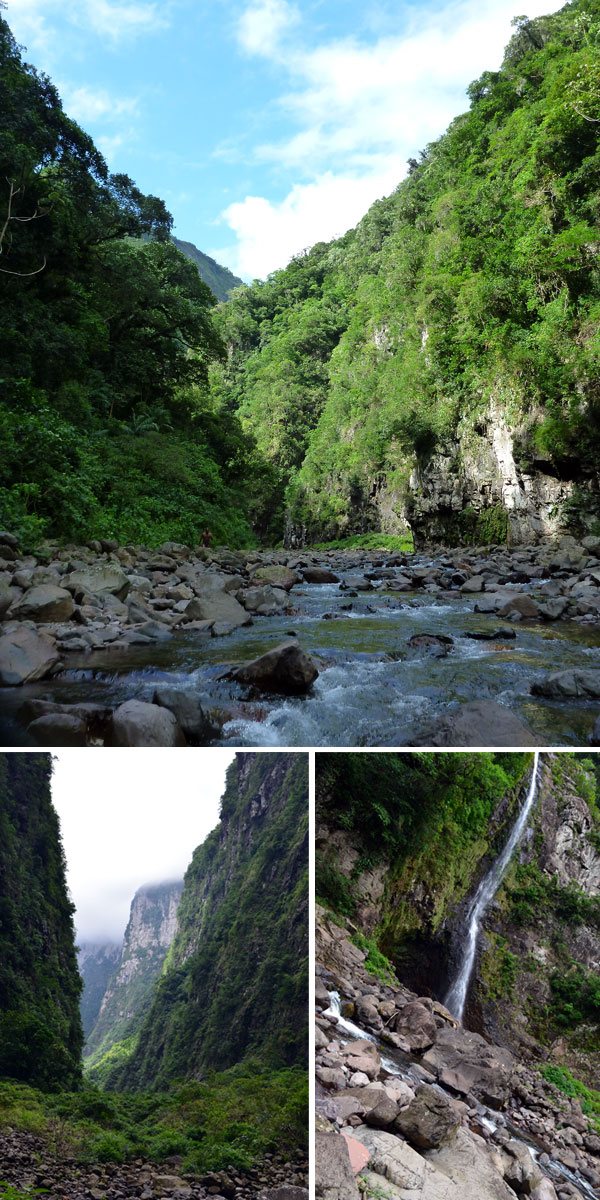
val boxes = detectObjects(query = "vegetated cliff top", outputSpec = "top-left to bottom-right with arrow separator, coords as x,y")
172,237 -> 244,302
213,0 -> 600,545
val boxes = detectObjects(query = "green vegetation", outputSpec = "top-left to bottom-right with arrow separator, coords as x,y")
351,934 -> 399,986
172,238 -> 243,303
508,862 -> 600,928
313,533 -> 414,552
0,755 -> 82,1090
541,1065 -> 600,1132
109,755 -> 308,1090
479,934 -> 519,1001
0,14 -> 268,548
316,751 -> 532,941
550,964 -> 600,1027
214,0 -> 600,544
0,1069 -> 307,1173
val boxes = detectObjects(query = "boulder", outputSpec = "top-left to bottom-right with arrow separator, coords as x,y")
407,634 -> 453,657
0,586 -> 17,618
351,1126 -> 462,1199
181,591 -> 251,628
229,641 -> 319,695
0,626 -> 60,686
258,1190 -> 309,1200
531,670 -> 600,699
251,565 -> 300,591
393,1001 -> 437,1051
240,585 -> 288,615
394,1085 -> 460,1150
530,1182 -> 558,1200
421,1026 -> 514,1109
108,700 -> 187,747
426,1127 -> 521,1200
66,563 -> 130,598
501,1139 -> 544,1195
315,1131 -> 360,1200
28,714 -> 87,746
9,584 -> 75,622
303,567 -> 339,584
418,700 -> 536,747
152,687 -> 221,743
498,595 -> 541,619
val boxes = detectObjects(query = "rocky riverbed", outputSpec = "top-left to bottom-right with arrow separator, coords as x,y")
1,532 -> 600,745
315,909 -> 599,1200
0,1128 -> 308,1200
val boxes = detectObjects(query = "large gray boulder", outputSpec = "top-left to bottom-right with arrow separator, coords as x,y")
421,1026 -> 514,1109
229,640 -> 319,695
426,1127 -> 521,1200
240,585 -> 288,615
531,669 -> 600,699
9,584 -> 75,622
393,1001 -> 437,1051
394,1084 -> 460,1150
250,565 -> 300,591
418,700 -> 536,747
315,1131 -> 360,1200
28,713 -> 87,746
181,591 -> 251,627
108,700 -> 186,747
303,567 -> 339,584
152,687 -> 221,743
0,626 -> 60,686
66,563 -> 130,598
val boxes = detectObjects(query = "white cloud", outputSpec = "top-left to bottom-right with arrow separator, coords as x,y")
62,84 -> 140,123
52,749 -> 235,942
236,0 -> 299,59
223,0 -> 564,277
6,0 -> 168,53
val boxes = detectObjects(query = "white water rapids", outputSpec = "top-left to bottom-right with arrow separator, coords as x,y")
444,750 -> 540,1022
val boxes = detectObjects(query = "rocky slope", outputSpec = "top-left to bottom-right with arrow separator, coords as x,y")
315,912 -> 599,1200
83,881 -> 183,1082
108,753 -> 308,1090
78,942 -> 121,1039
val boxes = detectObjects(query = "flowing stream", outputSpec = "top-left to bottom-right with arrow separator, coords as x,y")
322,988 -> 595,1200
2,573 -> 600,746
444,752 -> 540,1021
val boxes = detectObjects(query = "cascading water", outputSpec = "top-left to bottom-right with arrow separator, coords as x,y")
445,750 -> 540,1022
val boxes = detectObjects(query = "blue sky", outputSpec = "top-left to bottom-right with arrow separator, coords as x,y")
6,0 -> 562,280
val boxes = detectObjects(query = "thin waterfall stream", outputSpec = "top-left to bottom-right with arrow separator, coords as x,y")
444,750 -> 541,1021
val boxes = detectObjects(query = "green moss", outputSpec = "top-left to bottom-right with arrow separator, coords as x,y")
351,934 -> 399,986
312,533 -> 414,552
541,1065 -> 600,1133
479,934 -> 519,1001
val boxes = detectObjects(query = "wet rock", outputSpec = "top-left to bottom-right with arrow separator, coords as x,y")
422,1026 -> 514,1109
228,641 -> 319,695
407,633 -> 453,657
302,567 -> 339,584
394,1084 -> 460,1150
531,670 -> 600,699
463,628 -> 516,640
0,626 -> 61,686
501,1139 -> 544,1194
8,583 -> 75,622
418,700 -> 536,747
108,700 -> 187,747
460,576 -> 486,593
152,687 -> 221,743
365,1095 -> 400,1128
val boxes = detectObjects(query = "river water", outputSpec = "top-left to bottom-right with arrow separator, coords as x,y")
2,576 -> 600,745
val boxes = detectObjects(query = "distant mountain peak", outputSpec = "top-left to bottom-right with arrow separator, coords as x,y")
172,237 -> 243,302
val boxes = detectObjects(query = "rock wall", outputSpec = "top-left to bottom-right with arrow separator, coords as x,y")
406,403 -> 575,548
78,942 -> 121,1039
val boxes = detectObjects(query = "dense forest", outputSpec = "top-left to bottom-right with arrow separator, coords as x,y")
1,0 -> 598,549
0,753 -> 308,1190
215,0 -> 600,544
0,753 -> 82,1090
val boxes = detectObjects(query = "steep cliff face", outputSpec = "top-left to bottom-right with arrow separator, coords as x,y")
0,753 -> 83,1090
111,752 -> 308,1091
78,943 -> 121,1039
83,881 -> 182,1081
476,755 -> 600,1086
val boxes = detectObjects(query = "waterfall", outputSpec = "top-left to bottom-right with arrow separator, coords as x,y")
444,751 -> 540,1022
